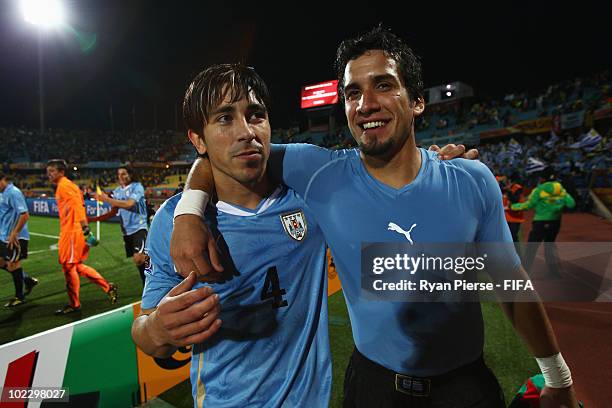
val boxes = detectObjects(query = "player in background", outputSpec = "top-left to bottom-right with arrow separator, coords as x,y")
90,166 -> 149,284
46,159 -> 118,315
0,172 -> 38,307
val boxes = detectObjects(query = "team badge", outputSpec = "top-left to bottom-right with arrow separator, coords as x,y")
280,210 -> 307,241
143,251 -> 151,270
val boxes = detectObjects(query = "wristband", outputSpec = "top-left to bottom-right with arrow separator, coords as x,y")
173,190 -> 210,220
536,353 -> 573,388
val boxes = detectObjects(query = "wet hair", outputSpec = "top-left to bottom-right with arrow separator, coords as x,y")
46,159 -> 67,173
335,25 -> 424,102
182,63 -> 271,135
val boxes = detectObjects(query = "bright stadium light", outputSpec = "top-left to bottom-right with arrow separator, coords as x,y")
21,0 -> 66,29
20,0 -> 68,134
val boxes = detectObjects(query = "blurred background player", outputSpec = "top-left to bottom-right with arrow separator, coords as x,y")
46,159 -> 118,315
90,166 -> 149,284
0,172 -> 38,307
512,168 -> 576,277
498,174 -> 526,242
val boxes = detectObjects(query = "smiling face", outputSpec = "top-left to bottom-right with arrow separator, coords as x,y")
343,50 -> 424,159
190,89 -> 271,187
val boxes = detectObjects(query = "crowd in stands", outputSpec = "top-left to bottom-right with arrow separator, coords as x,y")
0,128 -> 190,164
3,71 -> 610,203
480,129 -> 611,210
425,71 -> 609,134
481,132 -> 611,182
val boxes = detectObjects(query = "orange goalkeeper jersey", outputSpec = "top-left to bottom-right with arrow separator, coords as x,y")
55,176 -> 87,233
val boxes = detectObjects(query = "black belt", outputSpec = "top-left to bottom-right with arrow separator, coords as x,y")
352,348 -> 486,398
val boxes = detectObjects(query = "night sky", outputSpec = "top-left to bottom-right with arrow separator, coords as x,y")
0,1 -> 609,131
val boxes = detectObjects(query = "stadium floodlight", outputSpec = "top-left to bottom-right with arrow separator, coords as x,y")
20,0 -> 67,134
21,0 -> 66,29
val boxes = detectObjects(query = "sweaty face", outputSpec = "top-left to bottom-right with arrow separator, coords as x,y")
46,166 -> 63,184
117,168 -> 131,186
199,91 -> 271,186
343,50 -> 422,159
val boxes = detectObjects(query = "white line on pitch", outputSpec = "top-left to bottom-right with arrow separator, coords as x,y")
28,243 -> 58,255
30,232 -> 59,239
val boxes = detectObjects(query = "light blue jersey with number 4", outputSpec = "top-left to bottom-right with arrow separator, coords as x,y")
142,187 -> 331,408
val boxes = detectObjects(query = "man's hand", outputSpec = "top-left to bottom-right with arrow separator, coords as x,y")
7,231 -> 19,250
170,214 -> 224,281
147,271 -> 222,348
92,190 -> 109,203
429,143 -> 479,160
540,385 -> 580,408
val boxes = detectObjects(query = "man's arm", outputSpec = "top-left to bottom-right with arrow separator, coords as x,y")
170,144 -> 479,279
475,165 -> 578,407
88,207 -> 119,223
7,212 -> 28,250
132,272 -> 221,358
563,188 -> 576,209
500,300 -> 578,407
512,187 -> 540,211
93,190 -> 136,209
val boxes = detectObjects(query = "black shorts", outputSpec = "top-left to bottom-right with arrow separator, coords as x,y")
343,348 -> 505,408
0,239 -> 29,262
123,229 -> 147,258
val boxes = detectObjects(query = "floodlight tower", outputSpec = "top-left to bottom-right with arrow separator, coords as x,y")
20,0 -> 66,134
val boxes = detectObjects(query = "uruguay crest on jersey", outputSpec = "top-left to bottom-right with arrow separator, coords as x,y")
280,210 -> 307,241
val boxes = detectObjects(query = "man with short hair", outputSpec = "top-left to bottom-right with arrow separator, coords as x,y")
46,159 -> 117,315
132,64 -> 335,407
171,27 -> 579,408
0,172 -> 38,307
90,166 -> 149,284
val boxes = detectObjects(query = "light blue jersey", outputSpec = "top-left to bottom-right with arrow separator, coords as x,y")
278,144 -> 521,376
142,187 -> 331,408
0,183 -> 29,242
112,182 -> 148,235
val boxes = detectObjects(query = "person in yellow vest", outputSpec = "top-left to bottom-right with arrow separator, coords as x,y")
511,169 -> 575,276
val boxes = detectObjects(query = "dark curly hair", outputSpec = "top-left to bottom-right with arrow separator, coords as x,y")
335,25 -> 424,102
183,63 -> 271,136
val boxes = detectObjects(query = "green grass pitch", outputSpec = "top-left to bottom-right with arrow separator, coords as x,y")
1,216 -> 538,407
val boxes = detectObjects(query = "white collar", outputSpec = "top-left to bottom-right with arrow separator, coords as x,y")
215,186 -> 283,217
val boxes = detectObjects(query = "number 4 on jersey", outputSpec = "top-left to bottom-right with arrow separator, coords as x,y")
261,266 -> 288,308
